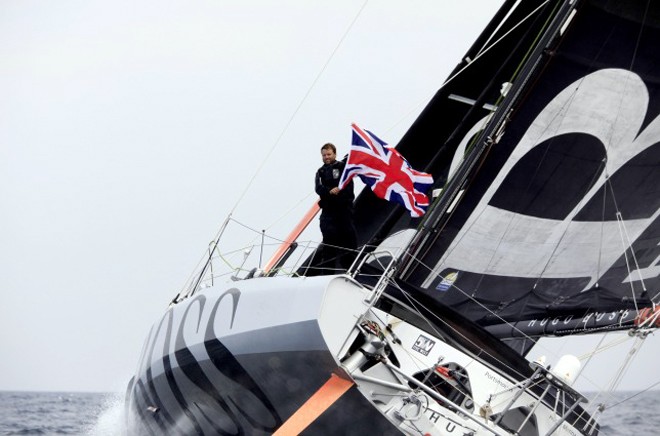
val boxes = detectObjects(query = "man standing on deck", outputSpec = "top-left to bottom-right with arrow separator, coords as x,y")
314,143 -> 357,274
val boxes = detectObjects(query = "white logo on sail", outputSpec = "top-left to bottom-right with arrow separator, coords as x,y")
425,69 -> 660,291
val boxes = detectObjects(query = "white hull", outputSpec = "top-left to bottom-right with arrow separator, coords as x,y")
125,274 -> 594,435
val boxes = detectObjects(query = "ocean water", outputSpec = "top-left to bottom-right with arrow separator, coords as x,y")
0,390 -> 657,435
0,391 -> 124,436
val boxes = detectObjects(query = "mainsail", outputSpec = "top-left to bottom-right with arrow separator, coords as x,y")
351,0 -> 660,348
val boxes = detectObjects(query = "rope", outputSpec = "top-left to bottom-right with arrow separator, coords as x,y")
418,4 -> 584,290
615,211 -> 640,314
416,0 -> 653,343
532,157 -> 606,288
606,379 -> 660,409
573,332 -> 608,385
596,0 -> 651,310
264,192 -> 317,232
619,210 -> 647,293
227,0 -> 369,217
596,170 -> 608,284
387,277 -> 531,386
392,241 -> 654,404
194,2 -> 369,286
404,247 -> 537,343
606,336 -> 644,392
385,0 -> 550,136
628,0 -> 651,73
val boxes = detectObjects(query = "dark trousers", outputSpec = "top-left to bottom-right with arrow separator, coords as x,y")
317,214 -> 357,274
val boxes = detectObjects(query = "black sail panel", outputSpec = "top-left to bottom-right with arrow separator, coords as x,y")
351,0 -> 562,247
397,0 -> 660,328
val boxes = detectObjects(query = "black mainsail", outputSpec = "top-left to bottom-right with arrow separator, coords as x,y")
348,0 -> 660,351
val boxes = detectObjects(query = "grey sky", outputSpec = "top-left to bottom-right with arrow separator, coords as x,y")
1,0 -> 657,395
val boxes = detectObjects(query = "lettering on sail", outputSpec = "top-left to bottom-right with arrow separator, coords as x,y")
526,309 -> 632,330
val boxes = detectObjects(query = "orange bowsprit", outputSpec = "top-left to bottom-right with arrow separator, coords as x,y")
273,373 -> 354,435
263,202 -> 320,274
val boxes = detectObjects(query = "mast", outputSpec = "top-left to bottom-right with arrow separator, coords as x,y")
349,0 -> 554,250
398,0 -> 579,280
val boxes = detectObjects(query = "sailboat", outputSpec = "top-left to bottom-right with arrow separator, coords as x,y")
124,0 -> 660,434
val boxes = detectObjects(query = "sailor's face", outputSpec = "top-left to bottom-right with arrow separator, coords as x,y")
321,149 -> 336,164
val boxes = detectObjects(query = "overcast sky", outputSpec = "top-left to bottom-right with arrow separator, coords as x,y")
1,0 -> 658,398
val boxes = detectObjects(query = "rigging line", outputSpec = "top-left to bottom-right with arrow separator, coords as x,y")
231,213 -> 363,260
443,0 -> 551,94
596,172 -> 608,285
367,309 -> 434,381
226,192 -> 316,252
229,217 -> 291,245
614,210 -> 640,314
573,336 -> 640,395
628,0 -> 651,73
177,213 -> 234,300
620,211 -> 648,293
384,0 -> 551,136
392,280 -> 552,415
594,3 -> 650,303
264,192 -> 316,232
512,77 -> 607,289
418,51 -> 587,290
474,0 -> 523,56
227,0 -> 369,217
576,335 -> 631,361
606,378 -> 660,410
606,336 -> 644,393
637,308 -> 660,328
382,283 -> 501,412
402,247 -> 538,344
578,338 -> 660,424
532,156 -> 608,288
605,168 -> 660,305
503,0 -> 561,96
483,87 -> 596,292
388,278 -> 532,386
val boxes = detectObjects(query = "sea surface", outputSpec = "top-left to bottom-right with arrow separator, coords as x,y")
0,390 -> 658,435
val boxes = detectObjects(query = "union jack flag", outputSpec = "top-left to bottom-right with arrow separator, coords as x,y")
338,123 -> 434,217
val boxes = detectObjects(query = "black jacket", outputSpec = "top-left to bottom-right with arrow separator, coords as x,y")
315,160 -> 354,217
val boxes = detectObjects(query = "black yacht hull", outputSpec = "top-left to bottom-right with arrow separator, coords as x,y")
124,276 -> 401,435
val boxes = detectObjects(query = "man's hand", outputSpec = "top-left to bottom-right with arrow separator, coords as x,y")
330,187 -> 340,195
